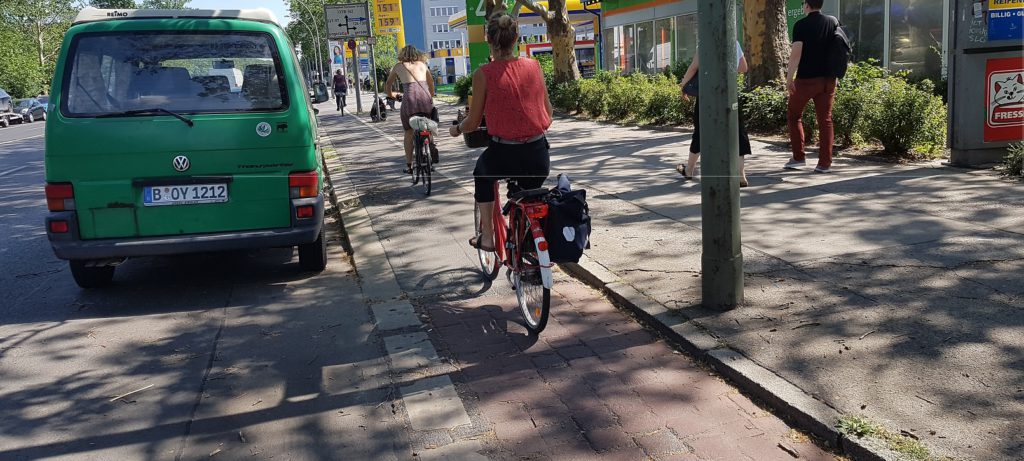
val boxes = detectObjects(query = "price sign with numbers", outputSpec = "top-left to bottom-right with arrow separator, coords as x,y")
374,0 -> 403,34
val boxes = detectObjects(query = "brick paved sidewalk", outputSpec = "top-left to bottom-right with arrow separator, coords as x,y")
317,99 -> 841,460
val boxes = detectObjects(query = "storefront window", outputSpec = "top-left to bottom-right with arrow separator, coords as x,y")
635,21 -> 654,73
674,14 -> 698,67
889,0 -> 943,81
840,0 -> 884,65
603,27 -> 621,73
623,23 -> 636,73
655,18 -> 673,71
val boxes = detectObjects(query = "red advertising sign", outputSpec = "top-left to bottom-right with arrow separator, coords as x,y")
985,57 -> 1024,142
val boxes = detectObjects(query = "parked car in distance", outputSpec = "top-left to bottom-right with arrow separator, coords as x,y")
14,98 -> 47,123
0,88 -> 13,128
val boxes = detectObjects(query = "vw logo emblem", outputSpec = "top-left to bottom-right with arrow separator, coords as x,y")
172,155 -> 190,172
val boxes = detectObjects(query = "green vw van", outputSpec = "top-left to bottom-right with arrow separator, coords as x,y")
45,8 -> 331,288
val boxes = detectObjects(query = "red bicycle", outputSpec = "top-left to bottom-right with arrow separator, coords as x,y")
474,180 -> 554,333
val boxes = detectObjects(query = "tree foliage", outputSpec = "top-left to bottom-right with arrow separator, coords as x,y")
0,0 -> 79,94
90,0 -> 137,8
0,26 -> 46,97
138,0 -> 190,8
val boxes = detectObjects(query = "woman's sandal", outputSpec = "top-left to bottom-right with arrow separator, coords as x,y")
740,178 -> 749,188
675,164 -> 692,179
468,235 -> 496,252
402,164 -> 413,174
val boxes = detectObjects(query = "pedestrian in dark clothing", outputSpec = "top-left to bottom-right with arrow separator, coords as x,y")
785,0 -> 839,173
332,70 -> 347,111
676,41 -> 752,187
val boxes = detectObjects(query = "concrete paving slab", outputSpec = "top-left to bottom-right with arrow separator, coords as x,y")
400,375 -> 472,431
371,299 -> 423,331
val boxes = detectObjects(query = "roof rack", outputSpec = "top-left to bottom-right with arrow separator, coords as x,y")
73,7 -> 279,26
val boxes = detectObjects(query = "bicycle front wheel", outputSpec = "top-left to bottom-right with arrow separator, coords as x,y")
511,212 -> 550,333
514,258 -> 550,333
473,201 -> 500,280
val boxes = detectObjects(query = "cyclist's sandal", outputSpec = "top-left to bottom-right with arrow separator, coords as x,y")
403,164 -> 413,174
676,164 -> 693,179
468,235 -> 496,252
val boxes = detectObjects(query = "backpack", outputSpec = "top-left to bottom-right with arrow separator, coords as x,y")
827,16 -> 852,79
543,180 -> 591,264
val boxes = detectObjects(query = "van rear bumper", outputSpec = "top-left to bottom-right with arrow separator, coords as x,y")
47,197 -> 324,260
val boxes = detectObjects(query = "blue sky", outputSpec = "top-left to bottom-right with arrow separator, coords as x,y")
188,0 -> 291,26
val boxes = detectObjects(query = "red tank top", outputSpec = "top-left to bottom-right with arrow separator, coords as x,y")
480,59 -> 552,142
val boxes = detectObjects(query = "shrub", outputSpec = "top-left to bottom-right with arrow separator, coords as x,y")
551,79 -> 581,113
454,74 -> 472,103
607,73 -> 654,121
1002,142 -> 1024,179
644,74 -> 690,125
578,75 -> 610,117
535,53 -> 555,88
740,82 -> 788,133
861,76 -> 947,156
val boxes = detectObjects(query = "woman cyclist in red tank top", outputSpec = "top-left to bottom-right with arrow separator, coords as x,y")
449,12 -> 553,252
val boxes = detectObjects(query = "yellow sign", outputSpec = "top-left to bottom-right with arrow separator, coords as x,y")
375,0 -> 403,34
991,0 -> 1024,9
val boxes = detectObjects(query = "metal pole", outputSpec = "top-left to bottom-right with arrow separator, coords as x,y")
697,0 -> 742,309
297,0 -> 325,83
297,16 -> 324,83
368,36 -> 380,114
353,41 -> 363,113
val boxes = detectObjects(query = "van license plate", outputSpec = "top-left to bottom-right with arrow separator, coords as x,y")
143,184 -> 229,207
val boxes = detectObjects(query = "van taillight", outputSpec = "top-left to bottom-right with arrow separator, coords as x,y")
45,183 -> 75,211
289,172 -> 319,198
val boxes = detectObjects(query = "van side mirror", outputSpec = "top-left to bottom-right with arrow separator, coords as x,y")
311,83 -> 329,104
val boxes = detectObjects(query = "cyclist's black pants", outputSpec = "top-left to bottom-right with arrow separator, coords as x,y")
474,137 -> 550,203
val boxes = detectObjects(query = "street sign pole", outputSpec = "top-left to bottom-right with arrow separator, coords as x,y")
350,40 -> 362,114
368,33 -> 380,113
698,0 -> 743,309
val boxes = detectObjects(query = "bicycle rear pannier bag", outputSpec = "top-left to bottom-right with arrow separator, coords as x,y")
544,189 -> 591,263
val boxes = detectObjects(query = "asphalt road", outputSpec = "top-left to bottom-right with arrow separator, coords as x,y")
0,121 -> 405,460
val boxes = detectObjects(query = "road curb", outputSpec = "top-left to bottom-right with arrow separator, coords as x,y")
560,257 -> 896,461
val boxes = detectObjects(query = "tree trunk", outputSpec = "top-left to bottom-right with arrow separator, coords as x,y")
547,0 -> 579,84
36,21 -> 45,68
743,0 -> 789,88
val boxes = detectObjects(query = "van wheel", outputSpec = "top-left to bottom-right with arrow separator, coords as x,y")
69,260 -> 115,288
1,117 -> 8,128
27,113 -> 34,123
298,228 -> 327,272
39,111 -> 45,121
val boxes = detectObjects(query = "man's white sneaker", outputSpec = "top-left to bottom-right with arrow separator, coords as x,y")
813,166 -> 832,173
783,159 -> 806,170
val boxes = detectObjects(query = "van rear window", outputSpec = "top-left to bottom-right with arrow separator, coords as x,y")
62,32 -> 289,116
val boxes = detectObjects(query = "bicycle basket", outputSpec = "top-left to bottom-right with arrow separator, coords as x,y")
463,127 -> 490,148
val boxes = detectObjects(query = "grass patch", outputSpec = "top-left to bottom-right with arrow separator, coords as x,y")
836,415 -> 938,460
434,94 -> 459,104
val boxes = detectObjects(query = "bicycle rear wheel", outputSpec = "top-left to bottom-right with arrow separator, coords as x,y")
412,135 -> 423,186
511,211 -> 550,333
421,135 -> 432,196
473,201 -> 500,280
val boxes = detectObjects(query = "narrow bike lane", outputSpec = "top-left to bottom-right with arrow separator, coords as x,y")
317,98 -> 836,460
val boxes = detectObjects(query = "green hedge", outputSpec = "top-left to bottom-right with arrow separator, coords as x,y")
548,60 -> 947,158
